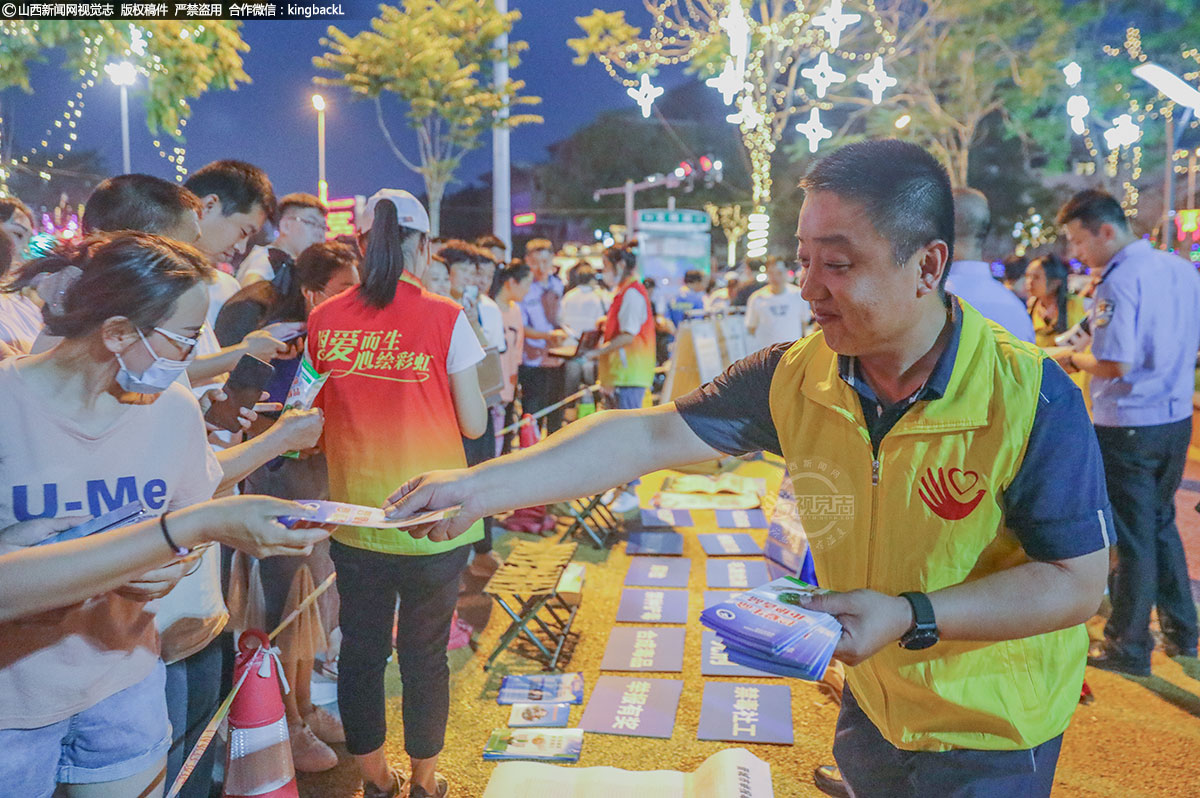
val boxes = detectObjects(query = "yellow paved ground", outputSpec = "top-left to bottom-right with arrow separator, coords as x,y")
298,455 -> 1200,797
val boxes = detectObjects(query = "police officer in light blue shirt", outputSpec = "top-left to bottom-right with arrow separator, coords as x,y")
1052,189 -> 1200,676
944,188 -> 1036,342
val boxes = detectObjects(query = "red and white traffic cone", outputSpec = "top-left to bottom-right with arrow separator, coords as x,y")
224,630 -> 299,798
500,415 -> 556,533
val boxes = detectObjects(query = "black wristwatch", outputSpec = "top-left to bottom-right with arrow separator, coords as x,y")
898,591 -> 939,650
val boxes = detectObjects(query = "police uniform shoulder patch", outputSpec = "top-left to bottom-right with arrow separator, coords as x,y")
1092,298 -> 1115,328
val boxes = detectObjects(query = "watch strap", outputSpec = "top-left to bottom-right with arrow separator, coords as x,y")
899,591 -> 936,631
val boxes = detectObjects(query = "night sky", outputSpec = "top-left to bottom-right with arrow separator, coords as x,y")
0,2 -> 694,202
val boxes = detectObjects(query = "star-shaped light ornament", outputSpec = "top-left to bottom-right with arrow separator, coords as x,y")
795,107 -> 833,153
801,52 -> 846,99
707,58 -> 746,105
1103,114 -> 1142,150
812,0 -> 861,50
720,2 -> 752,73
627,73 -> 665,118
1066,94 -> 1090,135
726,94 -> 764,129
856,56 -> 897,104
1063,61 -> 1082,88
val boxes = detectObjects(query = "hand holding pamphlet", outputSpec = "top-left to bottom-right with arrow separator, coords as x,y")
700,576 -> 842,681
279,500 -> 459,530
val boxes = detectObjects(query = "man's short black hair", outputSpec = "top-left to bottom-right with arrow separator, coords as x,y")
800,139 -> 955,274
684,269 -> 705,285
475,233 -> 505,251
83,173 -> 202,235
0,197 -> 33,226
277,192 -> 327,218
184,159 -> 276,220
1056,189 -> 1129,234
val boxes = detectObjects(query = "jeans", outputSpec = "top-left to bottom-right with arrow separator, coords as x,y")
165,638 -> 224,798
832,689 -> 1062,798
0,661 -> 169,796
517,364 -> 566,433
1096,418 -> 1199,662
612,386 -> 646,410
331,541 -> 470,759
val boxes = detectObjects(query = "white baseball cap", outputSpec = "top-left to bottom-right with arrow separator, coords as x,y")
361,189 -> 430,234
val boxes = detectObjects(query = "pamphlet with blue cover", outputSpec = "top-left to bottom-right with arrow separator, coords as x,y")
699,576 -> 842,680
482,728 -> 583,762
496,673 -> 585,705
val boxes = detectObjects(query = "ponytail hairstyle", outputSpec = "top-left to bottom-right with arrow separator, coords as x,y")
8,231 -> 211,338
1031,252 -> 1071,334
357,199 -> 425,309
498,259 -> 531,292
603,241 -> 637,282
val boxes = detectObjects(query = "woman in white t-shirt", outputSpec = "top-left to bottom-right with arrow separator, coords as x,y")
0,232 -> 327,798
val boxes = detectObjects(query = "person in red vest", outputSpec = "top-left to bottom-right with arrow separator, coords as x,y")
587,242 -> 656,512
306,189 -> 488,798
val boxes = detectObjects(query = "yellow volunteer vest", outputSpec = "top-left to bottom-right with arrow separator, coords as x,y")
768,301 -> 1087,751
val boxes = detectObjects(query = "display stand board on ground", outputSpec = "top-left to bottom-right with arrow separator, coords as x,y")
715,508 -> 769,529
578,675 -> 684,739
625,557 -> 691,588
706,558 -> 769,589
697,682 -> 794,744
626,531 -> 684,556
639,508 -> 694,528
616,588 -> 689,624
600,627 -> 686,672
698,533 -> 763,557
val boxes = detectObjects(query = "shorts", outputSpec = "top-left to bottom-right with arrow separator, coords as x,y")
0,659 -> 170,797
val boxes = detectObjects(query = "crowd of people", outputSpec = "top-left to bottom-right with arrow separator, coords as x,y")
0,133 -> 1196,798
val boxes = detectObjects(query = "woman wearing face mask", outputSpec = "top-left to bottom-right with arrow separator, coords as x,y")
214,241 -> 361,773
0,232 -> 329,798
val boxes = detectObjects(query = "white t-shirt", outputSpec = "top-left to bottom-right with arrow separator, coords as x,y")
745,284 -> 811,348
448,311 -> 487,374
478,295 -> 506,352
560,285 -> 609,345
236,245 -> 276,286
0,291 -> 44,361
617,287 -> 649,335
0,360 -> 222,728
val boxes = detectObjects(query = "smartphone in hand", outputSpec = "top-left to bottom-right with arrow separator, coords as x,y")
204,355 -> 276,433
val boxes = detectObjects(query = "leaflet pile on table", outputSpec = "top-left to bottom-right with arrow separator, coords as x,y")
699,576 -> 842,680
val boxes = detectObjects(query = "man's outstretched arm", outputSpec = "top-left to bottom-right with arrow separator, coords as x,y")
384,403 -> 725,541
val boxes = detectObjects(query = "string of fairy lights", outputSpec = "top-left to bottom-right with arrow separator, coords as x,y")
1063,26 -> 1200,218
590,0 -> 898,259
0,21 -> 196,202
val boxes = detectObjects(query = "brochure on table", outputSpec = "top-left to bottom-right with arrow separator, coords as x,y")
481,746 -> 775,798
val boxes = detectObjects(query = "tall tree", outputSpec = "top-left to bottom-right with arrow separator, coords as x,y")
0,21 -> 250,134
315,0 -> 542,235
864,0 -> 1071,188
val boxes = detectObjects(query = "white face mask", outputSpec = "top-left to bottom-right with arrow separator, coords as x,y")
115,328 -> 196,394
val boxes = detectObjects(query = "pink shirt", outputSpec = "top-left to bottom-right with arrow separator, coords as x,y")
499,299 -> 525,404
0,359 -> 221,729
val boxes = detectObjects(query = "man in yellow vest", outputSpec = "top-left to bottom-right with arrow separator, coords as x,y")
383,140 -> 1113,797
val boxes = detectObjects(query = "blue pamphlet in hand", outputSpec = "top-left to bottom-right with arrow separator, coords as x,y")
699,576 -> 842,680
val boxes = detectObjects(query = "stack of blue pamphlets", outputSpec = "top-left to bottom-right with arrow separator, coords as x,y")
699,576 -> 842,680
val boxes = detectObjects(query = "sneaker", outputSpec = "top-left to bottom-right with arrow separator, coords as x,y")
408,772 -> 449,798
288,722 -> 338,773
609,490 -> 640,514
363,770 -> 404,798
812,764 -> 850,798
304,705 -> 345,744
1086,645 -> 1151,677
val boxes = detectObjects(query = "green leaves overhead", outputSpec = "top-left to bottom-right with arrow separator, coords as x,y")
0,21 -> 250,135
315,0 -> 542,234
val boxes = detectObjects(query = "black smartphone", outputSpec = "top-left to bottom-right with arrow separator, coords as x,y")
204,355 -> 276,432
35,501 -> 145,547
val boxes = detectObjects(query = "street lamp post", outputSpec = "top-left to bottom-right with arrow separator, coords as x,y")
312,94 -> 327,203
1132,63 -> 1200,248
105,62 -> 137,174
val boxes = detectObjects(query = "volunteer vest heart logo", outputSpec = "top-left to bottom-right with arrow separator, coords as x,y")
917,466 -> 986,520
